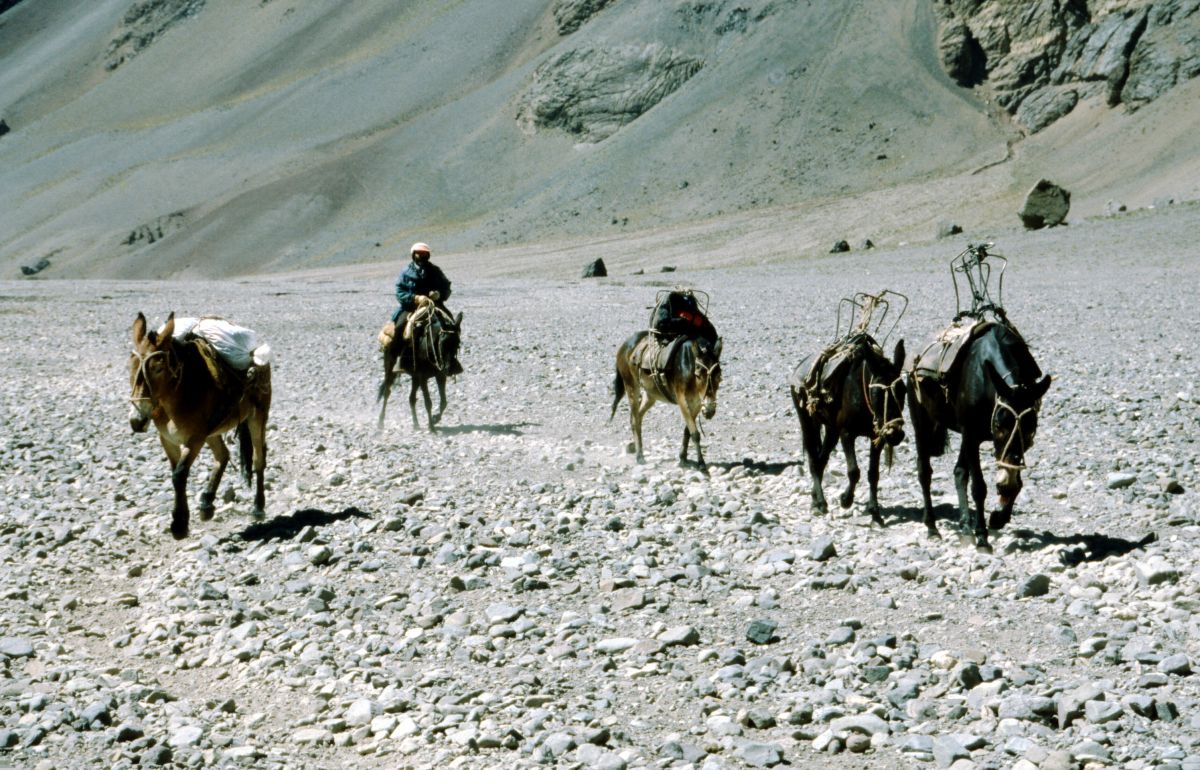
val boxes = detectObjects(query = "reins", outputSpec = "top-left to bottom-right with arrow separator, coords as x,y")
861,366 -> 904,447
992,398 -> 1035,471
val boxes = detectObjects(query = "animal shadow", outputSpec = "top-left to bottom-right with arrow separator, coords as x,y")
709,458 -> 803,477
229,506 -> 372,543
885,503 -> 959,528
1004,528 -> 1157,565
436,422 -> 533,436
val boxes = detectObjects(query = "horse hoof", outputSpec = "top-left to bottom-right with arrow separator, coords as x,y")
812,503 -> 828,516
170,523 -> 189,540
251,508 -> 266,520
975,542 -> 993,554
926,526 -> 941,540
839,492 -> 854,509
197,505 -> 214,522
988,509 -> 1012,531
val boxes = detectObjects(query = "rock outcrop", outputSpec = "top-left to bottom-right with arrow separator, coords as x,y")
517,44 -> 703,142
932,0 -> 1200,132
553,0 -> 615,35
123,211 -> 187,247
107,0 -> 207,71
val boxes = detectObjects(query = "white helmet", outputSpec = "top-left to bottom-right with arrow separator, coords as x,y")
410,242 -> 431,257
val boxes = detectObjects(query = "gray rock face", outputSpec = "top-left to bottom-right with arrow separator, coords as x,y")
107,0 -> 208,71
518,44 -> 704,142
553,0 -> 615,35
1019,179 -> 1071,229
1015,87 -> 1079,133
933,0 -> 1200,130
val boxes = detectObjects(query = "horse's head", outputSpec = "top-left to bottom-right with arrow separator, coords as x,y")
696,337 -> 723,419
985,360 -> 1051,507
863,339 -> 907,449
128,312 -> 177,432
430,311 -> 463,374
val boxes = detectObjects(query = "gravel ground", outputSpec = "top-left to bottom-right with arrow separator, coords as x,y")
1,205 -> 1199,770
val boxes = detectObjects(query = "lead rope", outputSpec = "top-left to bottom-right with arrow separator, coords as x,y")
992,399 -> 1034,470
861,367 -> 904,447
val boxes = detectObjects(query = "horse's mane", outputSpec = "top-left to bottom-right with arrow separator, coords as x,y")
984,323 -> 1042,387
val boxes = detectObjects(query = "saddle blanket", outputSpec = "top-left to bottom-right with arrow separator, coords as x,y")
909,314 -> 1011,382
165,317 -> 271,370
630,335 -> 683,373
790,333 -> 881,396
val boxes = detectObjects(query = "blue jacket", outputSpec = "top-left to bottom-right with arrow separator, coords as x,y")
394,260 -> 452,315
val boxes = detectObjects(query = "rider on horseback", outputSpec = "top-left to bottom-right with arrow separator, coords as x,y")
389,242 -> 462,375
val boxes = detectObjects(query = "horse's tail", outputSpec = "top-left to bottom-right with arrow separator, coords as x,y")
609,368 -> 625,421
236,421 -> 253,486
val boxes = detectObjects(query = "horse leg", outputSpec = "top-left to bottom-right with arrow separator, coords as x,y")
839,434 -> 859,509
967,441 -> 991,551
198,434 -> 229,521
169,438 -> 204,540
797,409 -> 829,514
248,409 -> 268,518
629,385 -> 649,463
678,402 -> 707,474
432,374 -> 447,427
408,375 -> 421,430
908,395 -> 940,538
420,378 -> 435,433
953,438 -> 983,545
865,441 -> 884,526
377,346 -> 396,431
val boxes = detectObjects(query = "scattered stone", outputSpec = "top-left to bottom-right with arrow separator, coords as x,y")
1106,472 -> 1137,489
937,221 -> 963,239
1158,653 -> 1192,676
830,240 -> 850,254
0,637 -> 34,658
746,619 -> 778,645
1018,574 -> 1052,598
582,258 -> 607,278
810,536 -> 836,562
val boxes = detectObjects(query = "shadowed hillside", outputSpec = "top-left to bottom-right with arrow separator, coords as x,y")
0,0 -> 1196,278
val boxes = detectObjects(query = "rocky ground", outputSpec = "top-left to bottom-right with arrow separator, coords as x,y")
1,205 -> 1199,770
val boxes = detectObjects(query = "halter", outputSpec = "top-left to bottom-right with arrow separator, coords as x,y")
414,307 -> 457,373
861,366 -> 904,447
129,348 -> 178,408
991,398 -> 1036,471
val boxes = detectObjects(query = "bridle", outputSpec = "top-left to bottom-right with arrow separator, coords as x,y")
992,398 -> 1036,471
416,308 -> 457,373
129,347 -> 179,410
861,365 -> 904,447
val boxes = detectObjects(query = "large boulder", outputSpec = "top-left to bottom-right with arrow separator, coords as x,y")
517,44 -> 703,142
581,258 -> 607,278
1019,179 -> 1071,229
1015,86 -> 1079,132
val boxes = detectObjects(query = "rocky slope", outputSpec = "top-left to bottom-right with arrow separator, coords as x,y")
0,0 -> 1196,279
0,205 -> 1198,769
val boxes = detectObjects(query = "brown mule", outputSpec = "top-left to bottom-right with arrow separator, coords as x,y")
128,312 -> 271,539
611,331 -> 723,472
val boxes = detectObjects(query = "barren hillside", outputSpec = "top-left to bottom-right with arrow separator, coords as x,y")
0,0 -> 1197,279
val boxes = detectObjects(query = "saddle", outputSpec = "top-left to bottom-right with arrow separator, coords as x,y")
630,335 -> 685,396
791,333 -> 881,415
909,309 -> 1020,389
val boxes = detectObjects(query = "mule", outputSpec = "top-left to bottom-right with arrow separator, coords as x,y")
377,306 -> 462,431
791,337 -> 906,524
128,312 -> 271,539
610,332 -> 723,472
907,323 -> 1051,550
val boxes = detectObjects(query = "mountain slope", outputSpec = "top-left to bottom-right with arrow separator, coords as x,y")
0,0 -> 1196,278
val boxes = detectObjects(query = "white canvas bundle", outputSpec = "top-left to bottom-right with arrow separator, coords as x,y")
162,317 -> 272,370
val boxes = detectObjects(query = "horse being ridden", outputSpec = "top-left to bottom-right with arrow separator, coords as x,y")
791,333 -> 906,524
378,304 -> 463,431
128,312 -> 271,539
907,244 -> 1051,550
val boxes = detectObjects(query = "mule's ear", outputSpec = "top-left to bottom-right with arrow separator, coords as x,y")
1031,374 -> 1052,401
892,339 -> 906,371
984,360 -> 1014,402
133,313 -> 147,345
455,312 -> 463,328
713,337 -> 723,359
159,312 -> 175,344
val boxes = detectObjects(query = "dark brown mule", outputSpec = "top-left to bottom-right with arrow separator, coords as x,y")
128,313 -> 271,539
611,331 -> 723,472
377,306 -> 463,432
791,336 -> 906,524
